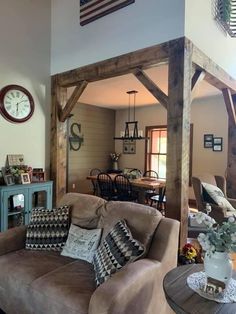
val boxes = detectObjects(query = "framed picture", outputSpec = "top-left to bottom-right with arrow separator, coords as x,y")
213,137 -> 223,152
204,134 -> 213,148
32,170 -> 45,182
7,154 -> 24,166
4,174 -> 15,186
123,139 -> 136,154
21,173 -> 30,184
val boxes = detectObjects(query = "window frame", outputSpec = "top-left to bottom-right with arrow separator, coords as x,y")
144,124 -> 193,184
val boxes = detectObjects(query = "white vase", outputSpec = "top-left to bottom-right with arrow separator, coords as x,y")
204,251 -> 232,286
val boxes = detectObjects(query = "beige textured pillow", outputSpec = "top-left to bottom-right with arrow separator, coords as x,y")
202,182 -> 235,212
61,224 -> 102,263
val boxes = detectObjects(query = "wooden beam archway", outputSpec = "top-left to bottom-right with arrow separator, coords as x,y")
51,36 -> 236,247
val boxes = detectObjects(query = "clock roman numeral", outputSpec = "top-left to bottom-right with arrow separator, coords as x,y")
11,92 -> 15,98
16,91 -> 20,98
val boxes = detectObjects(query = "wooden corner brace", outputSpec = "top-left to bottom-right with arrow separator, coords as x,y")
58,81 -> 88,122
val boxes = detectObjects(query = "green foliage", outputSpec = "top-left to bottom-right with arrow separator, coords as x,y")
221,0 -> 232,22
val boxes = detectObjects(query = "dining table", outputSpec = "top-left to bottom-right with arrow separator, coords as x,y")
86,173 -> 166,204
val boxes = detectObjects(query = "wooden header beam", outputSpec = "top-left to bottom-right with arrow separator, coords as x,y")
192,45 -> 236,93
53,39 -> 184,87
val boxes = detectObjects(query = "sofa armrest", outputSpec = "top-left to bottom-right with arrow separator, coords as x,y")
227,198 -> 236,209
89,259 -> 172,314
0,225 -> 27,256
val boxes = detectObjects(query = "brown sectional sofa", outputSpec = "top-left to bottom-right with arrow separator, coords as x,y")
0,193 -> 179,314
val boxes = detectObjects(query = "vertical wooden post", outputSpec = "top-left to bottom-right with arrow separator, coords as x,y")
222,91 -> 236,198
227,117 -> 236,198
166,38 -> 193,247
50,76 -> 68,205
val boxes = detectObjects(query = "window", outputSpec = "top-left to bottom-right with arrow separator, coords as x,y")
145,125 -> 193,181
146,126 -> 167,179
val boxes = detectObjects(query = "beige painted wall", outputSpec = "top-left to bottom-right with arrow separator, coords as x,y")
185,0 -> 236,78
51,0 -> 185,74
68,103 -> 115,194
0,1 -> 51,171
115,95 -> 228,199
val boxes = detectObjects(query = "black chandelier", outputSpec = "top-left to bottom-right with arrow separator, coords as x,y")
114,90 -> 149,140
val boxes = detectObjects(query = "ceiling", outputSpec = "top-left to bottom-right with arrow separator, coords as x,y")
77,64 -> 221,109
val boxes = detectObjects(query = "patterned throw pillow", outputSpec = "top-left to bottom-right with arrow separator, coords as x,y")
202,182 -> 235,212
61,224 -> 102,263
93,220 -> 145,286
25,206 -> 70,251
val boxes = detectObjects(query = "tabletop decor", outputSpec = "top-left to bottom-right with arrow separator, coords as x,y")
178,243 -> 202,265
4,165 -> 32,184
110,152 -> 121,171
187,271 -> 236,303
196,212 -> 236,289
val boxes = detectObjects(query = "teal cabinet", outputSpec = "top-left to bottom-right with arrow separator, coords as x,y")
0,181 -> 53,231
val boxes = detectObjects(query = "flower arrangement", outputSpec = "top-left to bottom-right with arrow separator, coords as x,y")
178,243 -> 202,265
196,212 -> 236,255
110,152 -> 121,161
5,165 -> 32,183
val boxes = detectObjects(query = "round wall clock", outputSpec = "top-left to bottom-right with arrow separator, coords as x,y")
0,85 -> 35,123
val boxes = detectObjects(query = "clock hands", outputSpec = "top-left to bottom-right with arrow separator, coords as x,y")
17,99 -> 28,105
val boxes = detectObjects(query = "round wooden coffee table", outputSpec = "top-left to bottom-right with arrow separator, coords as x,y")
163,264 -> 236,314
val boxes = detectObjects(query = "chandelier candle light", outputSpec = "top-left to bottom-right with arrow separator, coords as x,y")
114,90 -> 149,141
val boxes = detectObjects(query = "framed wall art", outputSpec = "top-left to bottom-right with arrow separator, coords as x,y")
213,137 -> 223,152
123,139 -> 136,154
204,134 -> 213,148
80,0 -> 135,26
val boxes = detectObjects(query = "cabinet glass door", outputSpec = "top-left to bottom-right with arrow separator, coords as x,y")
8,193 -> 25,229
32,190 -> 47,208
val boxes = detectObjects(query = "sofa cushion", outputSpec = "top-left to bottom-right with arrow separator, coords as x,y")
25,206 -> 70,251
30,260 -> 96,314
61,224 -> 102,263
202,182 -> 235,212
93,220 -> 145,286
0,249 -> 95,314
58,193 -> 106,229
98,201 -> 162,250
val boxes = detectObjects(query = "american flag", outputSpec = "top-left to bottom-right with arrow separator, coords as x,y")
80,0 -> 135,26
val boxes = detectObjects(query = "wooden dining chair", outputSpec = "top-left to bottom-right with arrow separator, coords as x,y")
143,170 -> 159,204
114,174 -> 139,202
89,168 -> 102,196
97,173 -> 117,201
150,187 -> 166,213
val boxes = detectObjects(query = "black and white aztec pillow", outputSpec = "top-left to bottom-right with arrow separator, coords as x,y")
25,205 -> 70,251
93,220 -> 145,286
